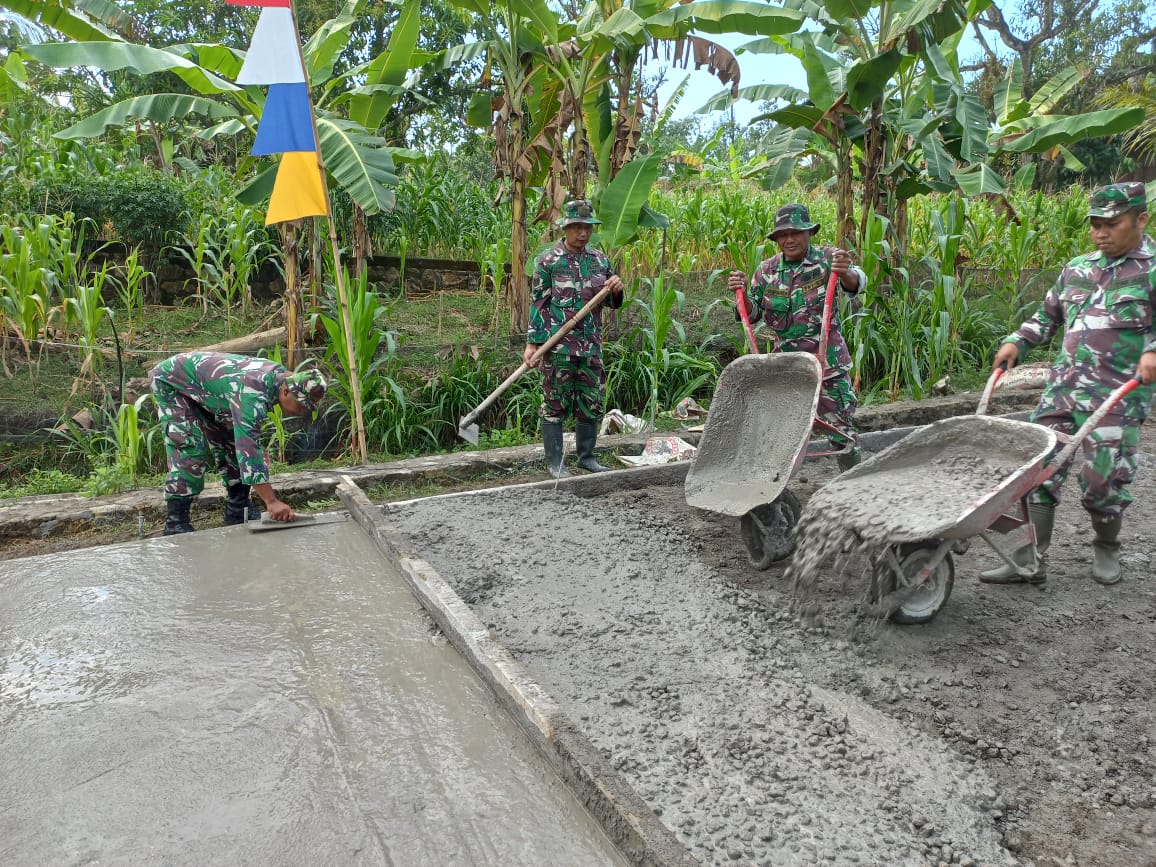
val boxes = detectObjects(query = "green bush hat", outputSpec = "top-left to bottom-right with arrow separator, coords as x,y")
284,368 -> 328,410
556,199 -> 602,227
1087,182 -> 1147,219
767,203 -> 820,239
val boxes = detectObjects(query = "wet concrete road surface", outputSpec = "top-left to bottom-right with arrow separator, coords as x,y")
0,520 -> 626,866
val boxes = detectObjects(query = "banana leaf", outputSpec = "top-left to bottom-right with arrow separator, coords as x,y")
598,153 -> 661,249
52,94 -> 240,140
26,41 -> 239,94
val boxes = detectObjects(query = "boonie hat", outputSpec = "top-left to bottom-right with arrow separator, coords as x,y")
556,199 -> 602,227
767,203 -> 820,239
283,368 -> 327,410
1087,182 -> 1147,219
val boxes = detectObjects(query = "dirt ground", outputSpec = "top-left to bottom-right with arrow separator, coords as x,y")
608,425 -> 1156,867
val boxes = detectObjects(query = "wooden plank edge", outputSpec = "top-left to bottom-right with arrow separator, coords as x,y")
335,475 -> 698,867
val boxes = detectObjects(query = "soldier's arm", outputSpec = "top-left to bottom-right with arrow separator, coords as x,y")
527,260 -> 553,346
1004,274 -> 1063,357
602,255 -> 625,310
230,395 -> 274,488
744,264 -> 771,325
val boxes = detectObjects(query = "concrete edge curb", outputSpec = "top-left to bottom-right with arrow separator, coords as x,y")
335,475 -> 698,867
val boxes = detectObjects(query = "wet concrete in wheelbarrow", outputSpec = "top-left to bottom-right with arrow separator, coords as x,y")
0,521 -> 628,866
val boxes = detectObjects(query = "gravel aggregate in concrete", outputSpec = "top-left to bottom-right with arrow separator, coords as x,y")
387,489 -> 1017,867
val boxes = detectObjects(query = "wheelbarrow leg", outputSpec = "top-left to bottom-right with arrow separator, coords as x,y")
979,502 -> 1053,585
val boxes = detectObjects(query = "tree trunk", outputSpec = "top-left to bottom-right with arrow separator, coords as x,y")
835,140 -> 856,252
351,203 -> 371,279
278,222 -> 303,368
858,101 -> 887,247
510,168 -> 529,336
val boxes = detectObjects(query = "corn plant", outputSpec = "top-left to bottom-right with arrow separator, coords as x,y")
220,207 -> 278,326
611,275 -> 718,422
114,245 -> 153,340
318,268 -> 406,455
64,265 -> 114,377
0,223 -> 55,374
52,394 -> 162,493
168,213 -> 224,315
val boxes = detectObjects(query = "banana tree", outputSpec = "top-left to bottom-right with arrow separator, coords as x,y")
720,0 -> 1143,254
20,0 -> 419,221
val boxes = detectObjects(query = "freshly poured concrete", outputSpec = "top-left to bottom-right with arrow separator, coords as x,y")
0,521 -> 627,866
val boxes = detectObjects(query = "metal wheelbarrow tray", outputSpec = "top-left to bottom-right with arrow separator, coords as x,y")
684,353 -> 822,567
801,368 -> 1142,625
801,414 -> 1056,625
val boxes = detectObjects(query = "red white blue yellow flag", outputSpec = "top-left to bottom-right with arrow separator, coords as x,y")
231,2 -> 328,225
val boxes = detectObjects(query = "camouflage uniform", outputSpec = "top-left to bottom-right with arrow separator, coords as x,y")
529,237 -> 623,424
744,206 -> 867,448
150,352 -> 289,500
1004,185 -> 1156,520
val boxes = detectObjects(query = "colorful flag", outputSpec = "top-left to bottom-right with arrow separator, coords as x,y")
267,152 -> 328,225
230,2 -> 328,224
252,83 -> 315,155
236,7 -> 306,85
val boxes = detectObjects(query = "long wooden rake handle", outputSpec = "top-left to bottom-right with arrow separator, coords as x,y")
457,284 -> 615,436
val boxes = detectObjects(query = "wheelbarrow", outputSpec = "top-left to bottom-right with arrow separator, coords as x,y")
808,368 -> 1143,624
684,270 -> 848,568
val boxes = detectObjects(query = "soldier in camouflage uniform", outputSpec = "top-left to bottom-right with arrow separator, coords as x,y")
150,352 -> 327,535
983,182 -> 1156,586
727,203 -> 867,470
524,199 -> 625,477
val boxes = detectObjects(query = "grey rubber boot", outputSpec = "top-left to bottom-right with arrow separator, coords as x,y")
542,420 -> 570,479
223,483 -> 261,525
836,448 -> 862,472
576,421 -> 611,472
1091,516 -> 1123,585
163,497 -> 195,536
979,503 -> 1054,584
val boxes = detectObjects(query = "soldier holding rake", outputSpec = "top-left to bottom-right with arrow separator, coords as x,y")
524,199 -> 625,478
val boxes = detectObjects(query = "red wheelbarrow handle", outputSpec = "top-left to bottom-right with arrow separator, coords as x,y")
976,362 -> 1008,416
815,269 -> 839,377
1038,376 -> 1143,483
734,287 -> 760,354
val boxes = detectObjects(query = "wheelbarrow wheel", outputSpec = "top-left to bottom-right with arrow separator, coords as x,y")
740,490 -> 802,570
870,542 -> 954,625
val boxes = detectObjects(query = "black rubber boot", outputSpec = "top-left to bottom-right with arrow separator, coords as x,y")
576,421 -> 611,472
980,503 -> 1053,584
1091,516 -> 1122,585
224,483 -> 261,526
542,421 -> 570,479
836,448 -> 862,472
163,497 -> 195,536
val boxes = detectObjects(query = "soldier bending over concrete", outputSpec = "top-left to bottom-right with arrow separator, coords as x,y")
150,351 -> 327,535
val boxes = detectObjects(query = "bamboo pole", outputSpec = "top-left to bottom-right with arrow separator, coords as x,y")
288,0 -> 368,463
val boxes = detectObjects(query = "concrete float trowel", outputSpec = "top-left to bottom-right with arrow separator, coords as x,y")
456,283 -> 614,445
245,511 -> 348,532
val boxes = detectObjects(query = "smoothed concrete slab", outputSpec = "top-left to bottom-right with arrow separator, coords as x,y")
0,522 -> 627,866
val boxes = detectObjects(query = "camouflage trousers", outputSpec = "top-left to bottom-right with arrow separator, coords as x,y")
1030,406 -> 1141,521
816,371 -> 859,449
539,353 -> 604,424
153,383 -> 241,500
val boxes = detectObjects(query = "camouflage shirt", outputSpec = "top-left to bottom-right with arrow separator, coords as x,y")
1006,234 -> 1156,421
744,244 -> 866,378
151,352 -> 285,485
529,240 -> 623,357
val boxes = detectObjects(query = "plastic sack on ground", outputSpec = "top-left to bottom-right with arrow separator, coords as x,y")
617,436 -> 697,467
600,409 -> 654,436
